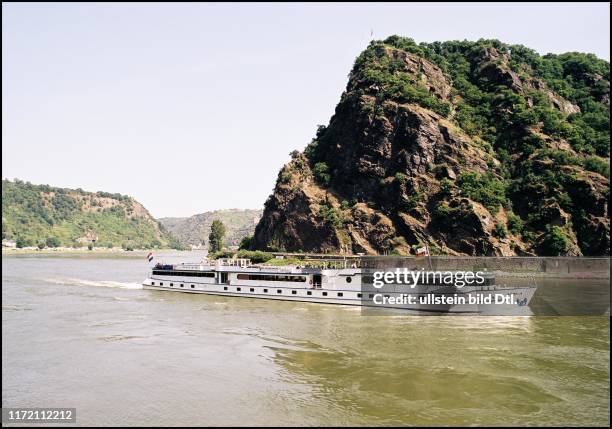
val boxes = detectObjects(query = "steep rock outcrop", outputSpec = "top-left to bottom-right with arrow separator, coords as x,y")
252,37 -> 610,256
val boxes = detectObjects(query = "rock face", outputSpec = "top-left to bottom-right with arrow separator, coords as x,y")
252,37 -> 610,256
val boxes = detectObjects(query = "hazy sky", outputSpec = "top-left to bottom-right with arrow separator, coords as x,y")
3,3 -> 610,218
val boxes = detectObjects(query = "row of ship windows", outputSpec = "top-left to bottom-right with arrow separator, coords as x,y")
152,271 -> 311,282
152,270 -> 215,277
150,281 -> 372,298
236,274 -> 307,282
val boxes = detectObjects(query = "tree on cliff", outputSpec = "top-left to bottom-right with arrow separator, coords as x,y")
208,220 -> 226,253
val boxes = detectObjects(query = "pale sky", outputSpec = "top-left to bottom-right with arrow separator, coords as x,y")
2,2 -> 610,218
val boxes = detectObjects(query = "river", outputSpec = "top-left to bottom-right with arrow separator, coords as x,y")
2,252 -> 609,426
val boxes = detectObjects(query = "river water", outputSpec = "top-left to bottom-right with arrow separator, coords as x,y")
2,252 -> 610,426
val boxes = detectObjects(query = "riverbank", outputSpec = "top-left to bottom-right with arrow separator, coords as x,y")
3,249 -> 609,279
3,247 -> 135,254
1,247 -> 191,257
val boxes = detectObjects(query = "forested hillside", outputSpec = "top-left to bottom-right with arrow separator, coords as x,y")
2,179 -> 182,249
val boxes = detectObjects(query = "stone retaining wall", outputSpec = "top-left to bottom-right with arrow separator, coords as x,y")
274,253 -> 610,278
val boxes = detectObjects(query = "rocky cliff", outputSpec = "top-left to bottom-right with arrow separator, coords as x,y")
252,37 -> 610,256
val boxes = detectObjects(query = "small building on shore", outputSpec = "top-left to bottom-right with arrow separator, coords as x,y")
2,239 -> 17,248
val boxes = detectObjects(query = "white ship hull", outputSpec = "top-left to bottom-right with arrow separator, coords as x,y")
142,264 -> 536,314
142,280 -> 359,306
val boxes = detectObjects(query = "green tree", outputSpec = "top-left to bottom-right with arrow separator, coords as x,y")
16,237 -> 32,248
506,212 -> 524,235
236,249 -> 273,263
456,172 -> 507,212
394,172 -> 408,184
541,226 -> 571,256
583,156 -> 610,178
239,235 -> 253,250
313,162 -> 331,186
208,220 -> 226,253
493,221 -> 507,239
439,178 -> 454,196
318,204 -> 344,229
46,236 -> 61,248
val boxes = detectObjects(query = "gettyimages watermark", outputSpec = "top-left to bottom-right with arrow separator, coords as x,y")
371,268 -> 488,288
357,257 -> 610,316
361,268 -> 534,315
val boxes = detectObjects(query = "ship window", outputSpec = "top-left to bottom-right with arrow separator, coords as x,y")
322,292 -> 328,296
263,289 -> 268,293
357,293 -> 362,298
307,291 -> 312,296
250,288 -> 255,292
346,277 -> 352,283
369,294 -> 374,299
337,292 -> 343,297
191,285 -> 195,289
236,274 -> 307,282
170,283 -> 174,287
151,282 -> 155,286
292,290 -> 297,295
160,282 -> 163,286
223,286 -> 228,291
277,289 -> 282,294
237,287 -> 241,292
180,284 -> 184,287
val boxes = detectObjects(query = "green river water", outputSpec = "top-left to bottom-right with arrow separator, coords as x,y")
2,252 -> 609,426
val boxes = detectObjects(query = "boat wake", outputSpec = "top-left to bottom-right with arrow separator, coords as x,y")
42,277 -> 143,290
2,304 -> 34,312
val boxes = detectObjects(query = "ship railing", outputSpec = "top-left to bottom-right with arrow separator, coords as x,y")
215,258 -> 252,268
297,260 -> 359,269
174,262 -> 211,271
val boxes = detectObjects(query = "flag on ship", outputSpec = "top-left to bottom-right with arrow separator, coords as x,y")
147,252 -> 154,262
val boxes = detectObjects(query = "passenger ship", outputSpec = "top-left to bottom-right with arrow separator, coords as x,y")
143,258 -> 537,313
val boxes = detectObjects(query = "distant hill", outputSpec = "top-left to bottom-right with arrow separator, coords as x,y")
159,209 -> 262,248
2,179 -> 182,249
